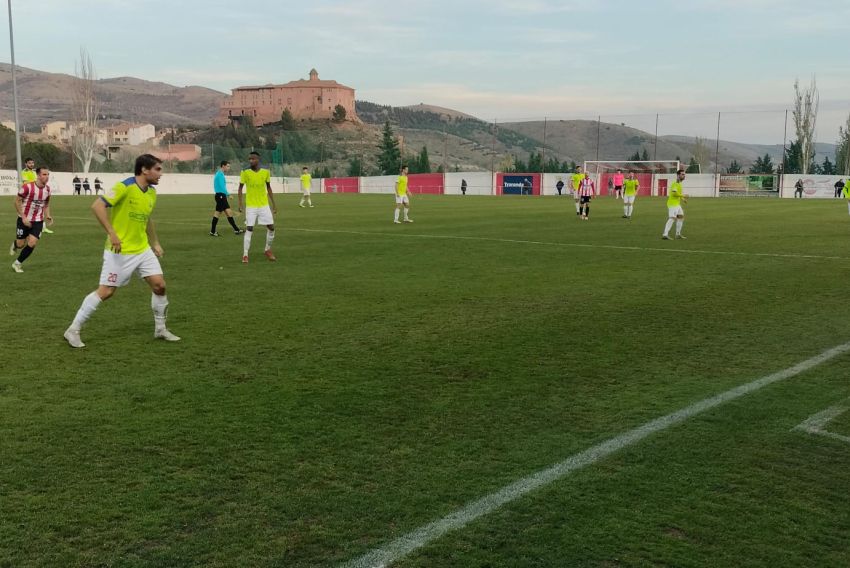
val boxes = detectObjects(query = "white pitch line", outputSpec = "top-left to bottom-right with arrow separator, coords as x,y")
794,400 -> 850,444
341,341 -> 850,568
21,216 -> 850,262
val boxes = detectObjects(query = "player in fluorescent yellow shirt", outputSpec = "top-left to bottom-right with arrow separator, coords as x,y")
299,166 -> 314,208
662,169 -> 688,240
65,154 -> 180,348
393,165 -> 413,224
841,182 -> 850,216
570,166 -> 584,216
622,173 -> 640,219
237,151 -> 278,263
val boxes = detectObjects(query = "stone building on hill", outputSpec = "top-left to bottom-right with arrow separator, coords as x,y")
216,68 -> 357,127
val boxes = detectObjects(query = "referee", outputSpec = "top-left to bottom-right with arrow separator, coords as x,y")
210,161 -> 244,236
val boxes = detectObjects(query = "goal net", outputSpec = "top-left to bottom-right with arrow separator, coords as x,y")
583,160 -> 680,197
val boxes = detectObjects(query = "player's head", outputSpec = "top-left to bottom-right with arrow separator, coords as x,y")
220,160 -> 230,172
628,172 -> 635,179
302,166 -> 308,173
617,169 -> 622,173
576,165 -> 582,173
24,157 -> 34,169
35,167 -> 49,184
135,154 -> 163,185
677,168 -> 686,181
248,151 -> 260,169
401,165 -> 408,174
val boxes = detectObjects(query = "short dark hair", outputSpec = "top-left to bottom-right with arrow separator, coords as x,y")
401,165 -> 408,171
302,166 -> 308,170
24,157 -> 33,163
35,166 -> 48,174
220,160 -> 230,167
249,151 -> 260,158
677,168 -> 685,174
135,154 -> 163,175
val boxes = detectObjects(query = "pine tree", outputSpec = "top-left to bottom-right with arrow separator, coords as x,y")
686,157 -> 700,173
821,155 -> 835,175
348,156 -> 363,177
281,109 -> 296,130
726,160 -> 742,174
417,146 -> 431,173
641,148 -> 650,161
377,121 -> 401,174
751,153 -> 775,174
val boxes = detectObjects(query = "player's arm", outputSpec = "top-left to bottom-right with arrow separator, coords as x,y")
44,200 -> 53,225
266,182 -> 277,214
395,179 -> 400,196
237,183 -> 244,212
146,219 -> 163,257
92,197 -> 122,253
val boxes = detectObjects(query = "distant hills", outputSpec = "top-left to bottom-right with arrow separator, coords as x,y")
0,63 -> 837,172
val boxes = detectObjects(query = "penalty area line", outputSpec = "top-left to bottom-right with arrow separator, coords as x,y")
341,341 -> 850,568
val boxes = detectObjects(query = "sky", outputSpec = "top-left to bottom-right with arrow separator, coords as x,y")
5,0 -> 849,144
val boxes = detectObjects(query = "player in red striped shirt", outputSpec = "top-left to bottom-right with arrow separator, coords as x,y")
10,167 -> 53,273
578,174 -> 595,220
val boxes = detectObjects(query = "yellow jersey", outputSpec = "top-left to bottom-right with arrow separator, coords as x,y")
102,176 -> 157,256
571,173 -> 584,191
397,175 -> 409,196
668,181 -> 683,207
300,173 -> 312,191
240,168 -> 271,208
623,179 -> 639,196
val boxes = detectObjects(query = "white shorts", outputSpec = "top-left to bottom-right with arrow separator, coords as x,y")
245,206 -> 274,226
395,194 -> 410,205
99,248 -> 162,287
668,205 -> 684,217
301,188 -> 311,196
624,195 -> 636,205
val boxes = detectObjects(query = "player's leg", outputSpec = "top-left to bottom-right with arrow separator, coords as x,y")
675,211 -> 685,238
307,191 -> 313,207
243,208 -> 259,262
394,197 -> 402,223
585,198 -> 590,219
846,200 -> 850,216
223,208 -> 242,233
210,210 -> 221,236
574,194 -> 580,215
264,222 -> 277,261
143,273 -> 180,341
662,210 -> 676,239
12,224 -> 42,272
65,251 -> 129,347
403,196 -> 412,222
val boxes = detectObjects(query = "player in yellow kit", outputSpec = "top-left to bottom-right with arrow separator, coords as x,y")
64,154 -> 180,348
299,166 -> 314,208
622,173 -> 639,219
393,165 -> 413,224
662,169 -> 688,239
238,151 -> 278,263
570,165 -> 584,216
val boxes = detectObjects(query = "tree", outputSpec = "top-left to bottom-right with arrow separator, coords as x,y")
820,156 -> 835,175
377,121 -> 401,174
628,151 -> 641,161
348,156 -> 363,177
726,160 -> 743,174
686,157 -> 700,173
416,145 -> 431,173
332,104 -> 347,122
22,141 -> 71,171
527,151 -> 543,173
784,139 -> 814,174
641,148 -> 650,161
72,47 -> 101,174
281,108 -> 296,130
691,137 -> 710,173
792,77 -> 819,175
837,112 -> 850,176
751,153 -> 775,174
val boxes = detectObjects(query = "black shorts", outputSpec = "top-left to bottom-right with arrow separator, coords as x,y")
215,193 -> 231,212
16,217 -> 43,240
580,196 -> 592,204
614,185 -> 623,191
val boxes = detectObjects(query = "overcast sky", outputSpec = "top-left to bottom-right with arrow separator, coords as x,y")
7,0 -> 849,143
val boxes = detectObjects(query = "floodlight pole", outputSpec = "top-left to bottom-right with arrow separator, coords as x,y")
653,114 -> 659,161
541,117 -> 547,178
595,115 -> 601,161
714,112 -> 721,196
7,0 -> 22,184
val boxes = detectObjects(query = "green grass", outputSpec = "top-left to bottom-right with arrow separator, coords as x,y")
1,193 -> 850,567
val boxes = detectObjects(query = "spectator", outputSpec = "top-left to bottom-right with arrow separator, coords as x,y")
82,178 -> 91,195
73,175 -> 82,196
794,179 -> 804,199
94,177 -> 103,195
522,178 -> 532,195
461,179 -> 467,196
556,178 -> 564,196
835,179 -> 845,198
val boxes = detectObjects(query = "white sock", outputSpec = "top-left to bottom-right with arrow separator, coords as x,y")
575,200 -> 580,213
243,229 -> 252,256
394,208 -> 400,222
663,219 -> 674,236
265,230 -> 275,251
151,293 -> 168,331
71,291 -> 102,331
624,206 -> 628,216
307,197 -> 312,206
676,219 -> 684,235
629,205 -> 634,217
403,208 -> 410,220
299,197 -> 305,206
847,203 -> 850,215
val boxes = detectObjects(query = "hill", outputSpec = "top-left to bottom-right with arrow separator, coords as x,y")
0,64 -> 226,128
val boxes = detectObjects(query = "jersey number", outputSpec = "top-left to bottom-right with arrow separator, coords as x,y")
107,273 -> 118,283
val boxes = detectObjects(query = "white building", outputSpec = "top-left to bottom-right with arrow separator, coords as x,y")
41,121 -> 108,145
107,123 -> 155,146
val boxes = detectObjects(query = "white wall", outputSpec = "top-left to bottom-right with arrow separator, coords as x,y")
654,173 -> 717,197
542,173 -> 572,196
781,174 -> 847,198
360,175 -> 397,195
444,172 -> 493,195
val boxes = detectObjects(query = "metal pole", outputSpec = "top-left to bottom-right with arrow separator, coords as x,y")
781,109 -> 789,176
491,119 -> 497,195
541,117 -> 547,176
595,115 -> 601,161
7,0 -> 22,184
443,126 -> 447,173
653,113 -> 659,161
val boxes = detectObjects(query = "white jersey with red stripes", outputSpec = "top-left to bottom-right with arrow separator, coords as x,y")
579,178 -> 595,197
18,182 -> 51,222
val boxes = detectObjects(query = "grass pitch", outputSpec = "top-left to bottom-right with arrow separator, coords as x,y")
1,193 -> 849,567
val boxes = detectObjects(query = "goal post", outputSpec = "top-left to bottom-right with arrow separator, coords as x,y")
583,160 -> 680,197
